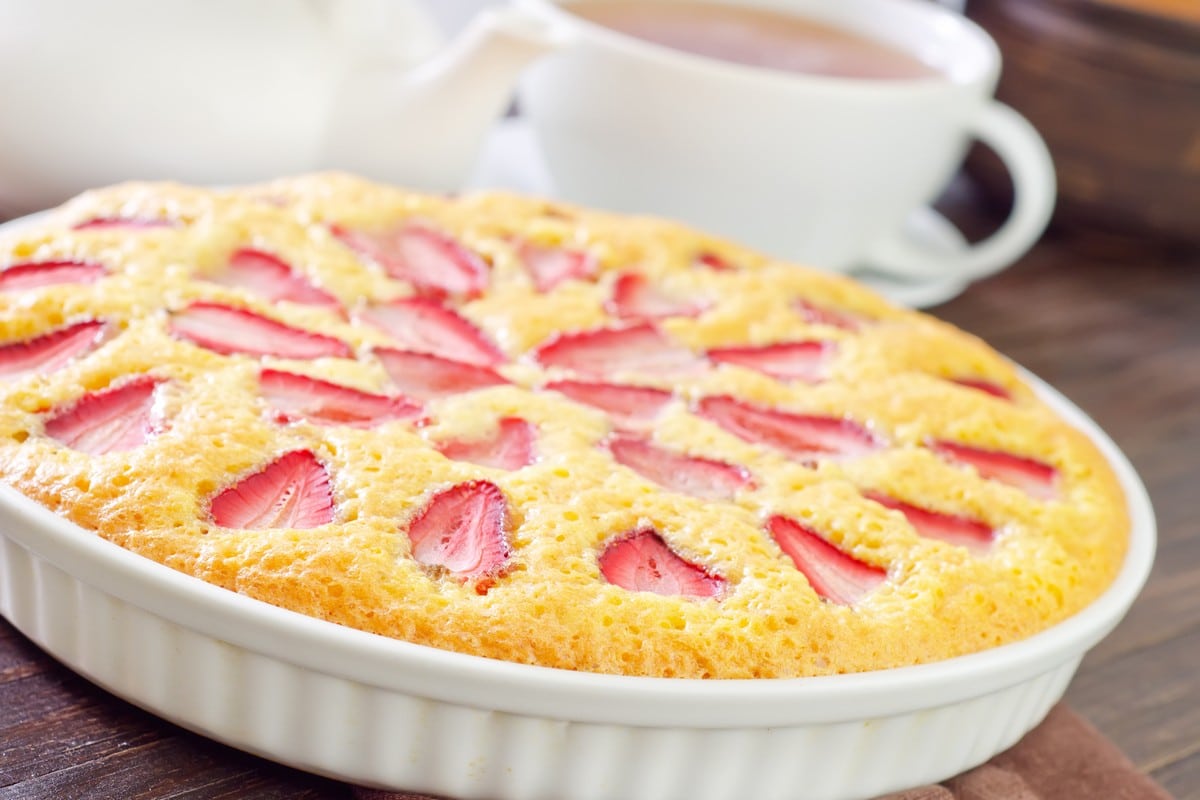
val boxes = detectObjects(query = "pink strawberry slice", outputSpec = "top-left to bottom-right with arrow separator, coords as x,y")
697,395 -> 881,463
375,348 -> 507,399
357,297 -> 504,366
607,432 -> 753,501
518,241 -> 598,292
210,248 -> 341,310
0,260 -> 106,291
44,375 -> 165,455
707,341 -> 833,383
72,217 -> 176,230
863,491 -> 994,554
209,449 -> 334,530
950,377 -> 1013,401
544,380 -> 673,427
0,320 -> 109,379
170,302 -> 352,360
406,480 -> 511,580
606,272 -> 709,321
794,299 -> 863,332
333,223 -> 489,298
437,417 -> 536,470
533,323 -> 703,377
693,251 -> 737,271
766,515 -> 885,605
930,440 -> 1059,500
259,368 -> 423,428
598,529 -> 726,598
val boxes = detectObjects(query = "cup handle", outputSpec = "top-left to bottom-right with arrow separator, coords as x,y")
866,102 -> 1056,284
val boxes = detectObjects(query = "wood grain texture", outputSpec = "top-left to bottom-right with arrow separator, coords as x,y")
966,0 -> 1200,244
1,184 -> 1196,799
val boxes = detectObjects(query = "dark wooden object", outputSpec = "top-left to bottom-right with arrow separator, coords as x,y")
966,0 -> 1200,244
1,186 -> 1197,799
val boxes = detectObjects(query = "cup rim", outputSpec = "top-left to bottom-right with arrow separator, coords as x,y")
518,0 -> 1001,93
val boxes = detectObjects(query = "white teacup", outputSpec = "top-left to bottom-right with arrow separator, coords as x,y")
516,0 -> 1056,282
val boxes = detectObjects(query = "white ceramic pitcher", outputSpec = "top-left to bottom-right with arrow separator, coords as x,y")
0,0 -> 566,213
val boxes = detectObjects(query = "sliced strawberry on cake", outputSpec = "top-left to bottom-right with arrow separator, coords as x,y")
375,348 -> 507,399
707,341 -> 833,383
543,380 -> 673,427
949,378 -> 1013,401
208,248 -> 340,310
766,515 -> 885,605
209,449 -> 334,530
406,480 -> 511,584
794,299 -> 863,332
863,491 -> 995,554
43,375 -> 165,455
517,241 -> 598,292
533,323 -> 703,377
0,260 -> 106,291
437,417 -> 536,470
606,272 -> 709,321
357,297 -> 504,366
693,251 -> 737,272
72,217 -> 177,231
170,302 -> 352,360
606,432 -> 753,501
697,395 -> 881,463
258,369 -> 423,428
0,320 -> 109,379
598,529 -> 726,598
333,223 -> 489,298
930,440 -> 1059,501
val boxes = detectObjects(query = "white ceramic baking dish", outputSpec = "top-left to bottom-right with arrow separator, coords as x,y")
0,366 -> 1155,800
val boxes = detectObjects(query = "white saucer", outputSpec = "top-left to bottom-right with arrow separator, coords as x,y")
469,120 -> 971,309
852,211 -> 970,308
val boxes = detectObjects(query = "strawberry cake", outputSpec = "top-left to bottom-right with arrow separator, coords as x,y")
0,175 -> 1128,678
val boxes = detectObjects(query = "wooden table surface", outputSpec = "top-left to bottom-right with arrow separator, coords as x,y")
0,187 -> 1197,799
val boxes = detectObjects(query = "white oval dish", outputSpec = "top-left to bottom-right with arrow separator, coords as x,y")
0,364 -> 1155,800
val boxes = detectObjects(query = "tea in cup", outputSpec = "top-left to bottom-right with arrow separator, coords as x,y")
516,0 -> 1056,283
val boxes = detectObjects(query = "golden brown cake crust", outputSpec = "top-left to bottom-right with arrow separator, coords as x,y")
0,175 -> 1128,678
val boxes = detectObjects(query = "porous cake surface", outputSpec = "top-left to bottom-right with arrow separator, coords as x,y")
0,175 -> 1128,678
